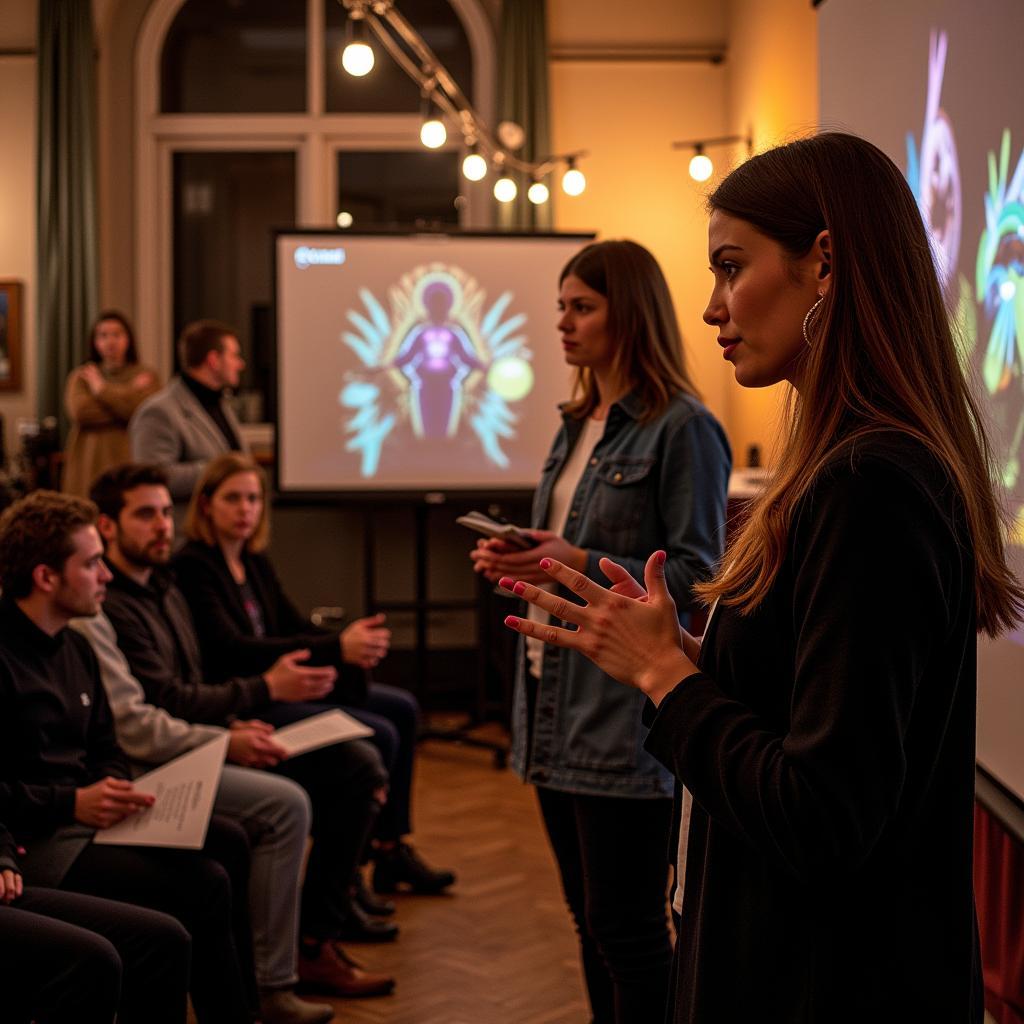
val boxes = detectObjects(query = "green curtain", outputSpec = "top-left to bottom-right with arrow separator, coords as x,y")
37,0 -> 99,434
496,0 -> 553,231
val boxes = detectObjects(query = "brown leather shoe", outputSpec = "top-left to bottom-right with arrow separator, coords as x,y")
297,939 -> 396,998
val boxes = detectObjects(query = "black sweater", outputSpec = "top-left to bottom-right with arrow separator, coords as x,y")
0,601 -> 128,885
645,438 -> 983,1023
102,564 -> 272,725
172,540 -> 367,704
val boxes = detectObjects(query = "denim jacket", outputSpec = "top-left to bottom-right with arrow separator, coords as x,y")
510,389 -> 731,798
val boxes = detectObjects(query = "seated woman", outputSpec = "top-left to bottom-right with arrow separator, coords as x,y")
62,311 -> 160,498
174,453 -> 454,903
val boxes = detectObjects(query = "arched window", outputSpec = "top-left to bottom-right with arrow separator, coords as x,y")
136,0 -> 494,420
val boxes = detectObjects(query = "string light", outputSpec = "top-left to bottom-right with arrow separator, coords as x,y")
339,0 -> 587,206
493,177 -> 518,203
341,14 -> 374,76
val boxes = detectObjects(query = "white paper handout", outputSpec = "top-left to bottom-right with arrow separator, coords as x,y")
273,709 -> 373,757
93,733 -> 229,849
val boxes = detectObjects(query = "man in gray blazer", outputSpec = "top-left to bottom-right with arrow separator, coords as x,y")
129,320 -> 249,501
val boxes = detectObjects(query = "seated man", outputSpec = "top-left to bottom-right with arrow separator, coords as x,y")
0,490 -> 253,1024
90,465 -> 399,984
71,610 -> 345,1024
129,319 -> 249,502
0,817 -> 190,1024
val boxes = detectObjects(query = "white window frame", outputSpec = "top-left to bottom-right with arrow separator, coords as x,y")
135,0 -> 496,372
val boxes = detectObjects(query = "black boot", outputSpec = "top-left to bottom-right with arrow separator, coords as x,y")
372,842 -> 456,895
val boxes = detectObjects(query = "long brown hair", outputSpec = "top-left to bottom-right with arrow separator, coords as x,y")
560,240 -> 700,422
696,132 -> 1023,637
183,453 -> 270,553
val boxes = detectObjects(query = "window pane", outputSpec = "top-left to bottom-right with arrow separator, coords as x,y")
336,151 -> 461,229
173,151 -> 296,422
162,0 -> 306,114
325,0 -> 473,113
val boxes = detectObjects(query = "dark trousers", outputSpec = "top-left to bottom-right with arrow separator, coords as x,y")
342,682 -> 419,840
537,786 -> 673,1024
61,814 -> 255,1024
262,700 -> 387,938
1,887 -> 190,1024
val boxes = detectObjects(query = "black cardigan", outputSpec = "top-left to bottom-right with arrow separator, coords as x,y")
645,438 -> 983,1023
173,540 -> 367,705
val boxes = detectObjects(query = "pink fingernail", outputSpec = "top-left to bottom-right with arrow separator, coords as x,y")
499,576 -> 514,590
505,615 -> 521,627
539,558 -> 552,569
512,581 -> 526,595
657,550 -> 667,566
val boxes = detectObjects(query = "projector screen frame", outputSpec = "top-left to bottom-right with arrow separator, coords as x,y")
271,227 -> 596,502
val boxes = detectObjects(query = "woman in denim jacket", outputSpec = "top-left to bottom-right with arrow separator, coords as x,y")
472,240 -> 730,1024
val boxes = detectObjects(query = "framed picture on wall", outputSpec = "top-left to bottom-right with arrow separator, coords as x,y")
0,281 -> 23,392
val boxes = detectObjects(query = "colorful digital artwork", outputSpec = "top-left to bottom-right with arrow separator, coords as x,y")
906,30 -> 1024,545
976,130 -> 1024,514
338,264 -> 535,477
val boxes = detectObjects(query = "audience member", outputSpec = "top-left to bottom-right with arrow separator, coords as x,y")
0,490 -> 255,1023
470,239 -> 731,1024
129,319 -> 248,501
175,453 -> 455,900
62,311 -> 159,498
500,132 -> 1024,1022
0,818 -> 189,1024
90,465 -> 400,991
71,609 -> 337,1024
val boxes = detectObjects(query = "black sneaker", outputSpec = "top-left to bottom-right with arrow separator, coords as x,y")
372,842 -> 456,895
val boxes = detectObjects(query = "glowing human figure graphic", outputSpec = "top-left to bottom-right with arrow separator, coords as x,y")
338,265 -> 533,476
393,280 -> 484,438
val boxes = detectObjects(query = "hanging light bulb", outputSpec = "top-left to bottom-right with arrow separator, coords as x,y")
462,143 -> 487,182
419,92 -> 447,149
689,145 -> 713,182
561,159 -> 586,197
341,15 -> 374,77
527,180 -> 550,205
494,177 -> 518,203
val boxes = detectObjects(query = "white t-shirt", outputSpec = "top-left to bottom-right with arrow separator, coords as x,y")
526,416 -> 607,679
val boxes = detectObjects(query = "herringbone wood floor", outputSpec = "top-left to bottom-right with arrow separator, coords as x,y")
315,726 -> 589,1024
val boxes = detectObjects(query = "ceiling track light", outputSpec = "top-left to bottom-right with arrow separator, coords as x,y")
671,132 -> 754,182
339,0 -> 590,199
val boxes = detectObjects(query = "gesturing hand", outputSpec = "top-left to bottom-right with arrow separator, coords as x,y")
74,777 -> 155,829
263,649 -> 337,703
340,613 -> 391,669
600,557 -> 704,664
500,551 -> 699,706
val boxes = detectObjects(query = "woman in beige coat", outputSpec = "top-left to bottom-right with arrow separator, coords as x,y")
62,311 -> 160,497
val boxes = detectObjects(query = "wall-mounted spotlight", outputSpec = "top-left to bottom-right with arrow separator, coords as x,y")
672,132 -> 753,182
341,11 -> 374,77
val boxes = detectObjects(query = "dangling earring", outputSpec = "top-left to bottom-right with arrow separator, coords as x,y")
802,292 -> 825,347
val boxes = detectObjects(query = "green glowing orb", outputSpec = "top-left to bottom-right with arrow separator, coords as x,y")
488,356 -> 534,401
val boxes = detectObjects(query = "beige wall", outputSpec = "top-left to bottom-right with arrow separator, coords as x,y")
548,0 -> 732,427
0,5 -> 39,458
721,0 -> 819,466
